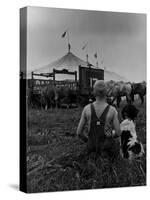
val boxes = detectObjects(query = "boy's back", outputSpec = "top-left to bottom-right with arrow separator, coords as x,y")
77,80 -> 121,156
82,102 -> 119,134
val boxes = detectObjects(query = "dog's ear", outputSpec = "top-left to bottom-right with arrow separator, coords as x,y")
122,111 -> 127,119
121,105 -> 128,119
130,105 -> 139,120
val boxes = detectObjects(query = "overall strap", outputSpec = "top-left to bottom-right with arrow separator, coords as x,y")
99,105 -> 110,122
91,103 -> 110,121
90,103 -> 98,120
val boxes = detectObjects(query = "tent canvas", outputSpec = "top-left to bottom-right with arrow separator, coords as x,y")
32,51 -> 127,82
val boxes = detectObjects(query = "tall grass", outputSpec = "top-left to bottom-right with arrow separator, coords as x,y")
26,101 -> 146,193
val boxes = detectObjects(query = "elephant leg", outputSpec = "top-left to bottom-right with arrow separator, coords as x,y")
117,96 -> 121,107
139,94 -> 144,104
50,103 -> 53,112
55,100 -> 58,109
130,93 -> 134,102
127,94 -> 131,104
40,99 -> 43,110
45,104 -> 48,111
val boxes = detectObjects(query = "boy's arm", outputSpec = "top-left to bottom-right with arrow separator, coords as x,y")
112,109 -> 121,138
77,108 -> 88,142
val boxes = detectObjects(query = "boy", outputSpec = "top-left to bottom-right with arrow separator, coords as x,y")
77,80 -> 121,157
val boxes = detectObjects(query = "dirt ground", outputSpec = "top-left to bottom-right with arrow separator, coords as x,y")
26,99 -> 146,193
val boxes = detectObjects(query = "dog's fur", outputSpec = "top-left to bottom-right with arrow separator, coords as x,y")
120,104 -> 144,160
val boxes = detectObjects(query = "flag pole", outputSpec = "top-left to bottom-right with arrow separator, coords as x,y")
82,42 -> 89,63
66,30 -> 69,44
101,59 -> 104,70
96,52 -> 98,68
96,61 -> 98,68
94,51 -> 98,68
86,43 -> 88,63
66,30 -> 71,52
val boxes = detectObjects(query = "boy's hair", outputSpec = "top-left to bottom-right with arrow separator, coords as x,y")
93,80 -> 107,98
121,104 -> 139,120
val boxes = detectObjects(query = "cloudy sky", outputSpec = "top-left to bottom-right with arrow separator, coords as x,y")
27,6 -> 146,82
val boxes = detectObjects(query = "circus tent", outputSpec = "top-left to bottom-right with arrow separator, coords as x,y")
34,51 -> 92,73
32,51 -> 127,82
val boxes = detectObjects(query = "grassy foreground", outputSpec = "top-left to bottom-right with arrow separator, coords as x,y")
26,99 -> 146,193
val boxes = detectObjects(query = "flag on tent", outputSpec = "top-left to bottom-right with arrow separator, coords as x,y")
94,52 -> 97,59
82,43 -> 87,50
61,31 -> 67,38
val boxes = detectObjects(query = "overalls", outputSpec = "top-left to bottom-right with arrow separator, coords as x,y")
88,103 -> 116,157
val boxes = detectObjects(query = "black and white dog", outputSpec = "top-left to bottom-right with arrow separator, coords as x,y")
120,104 -> 144,160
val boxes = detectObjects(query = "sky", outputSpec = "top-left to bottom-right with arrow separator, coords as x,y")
26,6 -> 146,82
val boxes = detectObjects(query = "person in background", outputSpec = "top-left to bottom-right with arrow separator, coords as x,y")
77,80 -> 121,158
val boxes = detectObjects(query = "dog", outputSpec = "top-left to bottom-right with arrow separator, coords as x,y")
120,104 -> 144,160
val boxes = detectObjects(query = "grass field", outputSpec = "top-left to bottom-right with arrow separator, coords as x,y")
26,99 -> 146,193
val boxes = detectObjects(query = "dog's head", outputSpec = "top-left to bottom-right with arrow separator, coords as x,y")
122,104 -> 139,121
128,142 -> 144,160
